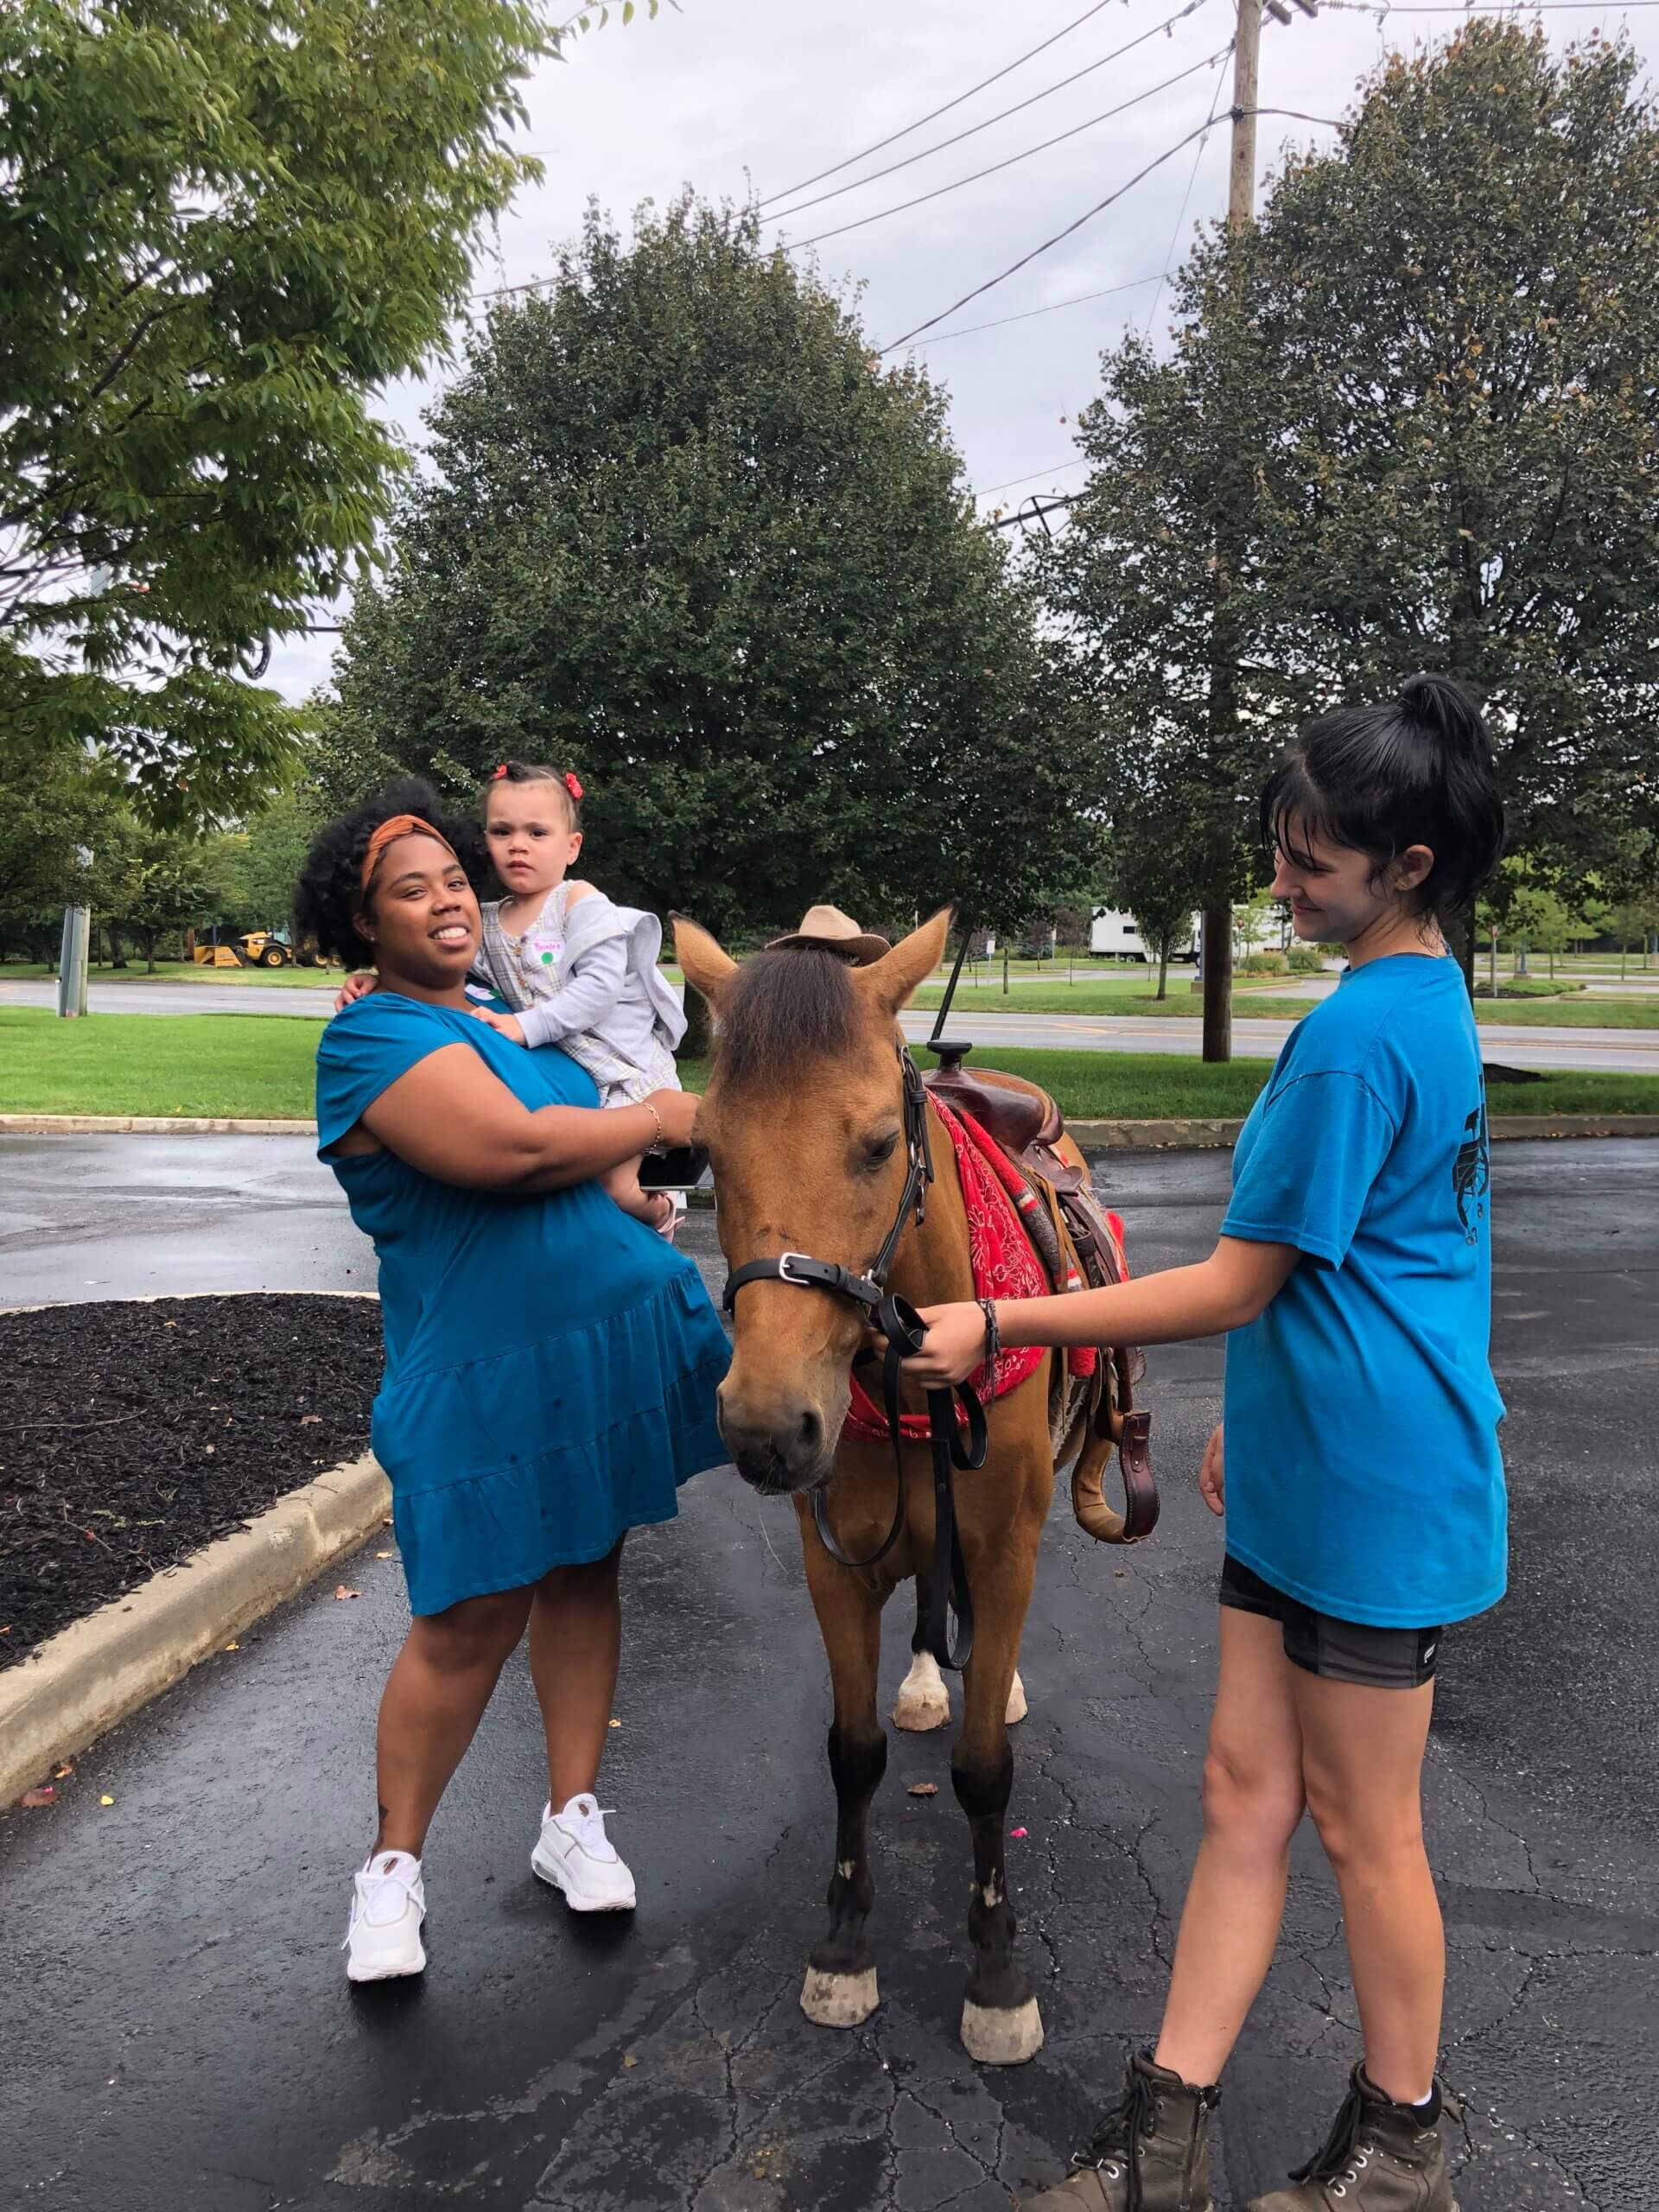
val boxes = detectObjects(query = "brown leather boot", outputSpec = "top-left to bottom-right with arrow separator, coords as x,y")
1022,2050 -> 1220,2210
1249,2066 -> 1459,2212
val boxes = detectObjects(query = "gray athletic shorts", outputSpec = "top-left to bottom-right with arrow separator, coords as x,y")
1219,1554 -> 1441,1690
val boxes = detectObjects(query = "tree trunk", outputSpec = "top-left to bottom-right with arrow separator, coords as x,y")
141,930 -> 159,974
1002,944 -> 1009,995
1200,904 -> 1232,1063
676,985 -> 711,1064
1156,943 -> 1170,1001
108,923 -> 129,969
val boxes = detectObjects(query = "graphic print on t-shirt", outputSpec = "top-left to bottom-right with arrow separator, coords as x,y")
1453,1102 -> 1491,1243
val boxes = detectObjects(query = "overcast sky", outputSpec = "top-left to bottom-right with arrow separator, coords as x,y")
269,0 -> 1659,705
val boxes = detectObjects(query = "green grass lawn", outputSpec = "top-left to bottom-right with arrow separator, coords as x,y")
0,958 -> 339,988
0,1007 -> 321,1118
685,1048 -> 1658,1121
911,977 -> 1659,1027
912,978 -> 1315,1019
5,1008 -> 1656,1124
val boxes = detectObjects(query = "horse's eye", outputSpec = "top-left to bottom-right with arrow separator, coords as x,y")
863,1132 -> 900,1172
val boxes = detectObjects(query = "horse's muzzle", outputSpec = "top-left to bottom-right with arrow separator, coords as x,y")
718,1395 -> 834,1496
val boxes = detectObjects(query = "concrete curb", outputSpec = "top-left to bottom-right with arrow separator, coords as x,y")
0,1113 -> 317,1135
4,1110 -> 1657,1149
1,1451 -> 390,1808
1068,1112 -> 1659,1150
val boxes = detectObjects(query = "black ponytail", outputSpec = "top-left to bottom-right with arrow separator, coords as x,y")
1261,674 -> 1505,924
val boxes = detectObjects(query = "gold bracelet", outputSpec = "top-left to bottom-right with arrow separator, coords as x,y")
642,1100 -> 664,1153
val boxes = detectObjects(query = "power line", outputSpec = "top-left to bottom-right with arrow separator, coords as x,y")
766,0 -> 1212,225
1328,1 -> 1659,10
912,269 -> 1172,347
879,99 -> 1226,354
785,45 -> 1234,253
758,0 -> 1125,209
975,458 -> 1089,499
1144,48 -> 1231,336
986,495 -> 1077,532
879,100 -> 1341,354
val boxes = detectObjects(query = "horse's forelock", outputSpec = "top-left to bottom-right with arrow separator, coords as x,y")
714,947 -> 868,1089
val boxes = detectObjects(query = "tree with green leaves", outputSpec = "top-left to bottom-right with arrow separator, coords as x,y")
1104,817 -> 1205,1001
326,197 -> 1097,942
117,829 -> 241,971
220,790 -> 324,935
1607,894 -> 1659,975
1044,22 -> 1659,1042
0,752 -> 137,967
1,0 -> 558,822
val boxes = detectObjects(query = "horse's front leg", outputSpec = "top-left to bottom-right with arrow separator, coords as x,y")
951,1549 -> 1045,2065
893,1570 -> 1027,1730
798,1521 -> 888,2029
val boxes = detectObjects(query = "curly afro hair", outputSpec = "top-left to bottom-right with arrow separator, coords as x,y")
292,779 -> 493,969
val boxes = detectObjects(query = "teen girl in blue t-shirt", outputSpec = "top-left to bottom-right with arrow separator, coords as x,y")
905,677 -> 1506,2212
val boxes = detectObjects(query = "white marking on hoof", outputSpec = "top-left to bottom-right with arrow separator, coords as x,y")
1005,1669 -> 1027,1726
801,1965 -> 880,2028
892,1649 -> 950,1732
961,1994 -> 1045,2067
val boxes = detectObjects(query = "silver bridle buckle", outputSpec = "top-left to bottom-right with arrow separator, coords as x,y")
776,1251 -> 812,1286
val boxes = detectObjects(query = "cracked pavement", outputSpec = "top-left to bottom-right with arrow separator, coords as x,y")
2,1136 -> 1655,2209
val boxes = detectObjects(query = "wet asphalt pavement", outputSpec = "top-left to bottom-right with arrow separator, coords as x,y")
2,1138 -> 1656,2211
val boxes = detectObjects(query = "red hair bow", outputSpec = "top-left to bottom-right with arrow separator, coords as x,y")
492,763 -> 509,779
564,772 -> 584,801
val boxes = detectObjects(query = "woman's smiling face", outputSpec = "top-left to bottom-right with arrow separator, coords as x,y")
356,833 -> 480,988
1270,814 -> 1433,948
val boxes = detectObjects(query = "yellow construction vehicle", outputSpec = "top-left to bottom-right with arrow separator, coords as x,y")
190,928 -> 314,969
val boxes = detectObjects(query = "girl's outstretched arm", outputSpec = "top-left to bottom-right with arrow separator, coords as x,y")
899,1236 -> 1300,1388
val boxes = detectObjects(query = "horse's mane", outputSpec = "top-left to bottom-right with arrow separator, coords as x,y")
715,947 -> 864,1088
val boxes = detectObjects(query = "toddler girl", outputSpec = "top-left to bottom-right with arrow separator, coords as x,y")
337,760 -> 686,1231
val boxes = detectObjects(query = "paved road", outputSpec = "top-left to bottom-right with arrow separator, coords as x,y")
3,1135 -> 1655,2209
4,976 -> 1657,1073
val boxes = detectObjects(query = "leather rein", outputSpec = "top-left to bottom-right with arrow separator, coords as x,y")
722,1044 -> 984,1673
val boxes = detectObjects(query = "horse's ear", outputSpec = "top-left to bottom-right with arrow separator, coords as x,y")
671,914 -> 738,1007
859,906 -> 954,1017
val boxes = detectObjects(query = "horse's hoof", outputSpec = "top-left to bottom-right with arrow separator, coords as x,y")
961,1994 -> 1045,2066
801,1965 -> 880,2028
1005,1671 -> 1028,1726
893,1649 -> 951,1732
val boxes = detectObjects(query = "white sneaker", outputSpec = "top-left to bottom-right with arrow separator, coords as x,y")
343,1848 -> 427,1980
531,1795 -> 637,1911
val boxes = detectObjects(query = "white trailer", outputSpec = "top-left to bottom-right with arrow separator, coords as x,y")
1090,906 -> 1287,962
1090,907 -> 1199,963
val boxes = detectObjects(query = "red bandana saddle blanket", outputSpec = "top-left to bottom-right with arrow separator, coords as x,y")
844,1098 -> 1125,1443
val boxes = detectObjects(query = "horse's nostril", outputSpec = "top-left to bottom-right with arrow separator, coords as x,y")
796,1407 -> 823,1464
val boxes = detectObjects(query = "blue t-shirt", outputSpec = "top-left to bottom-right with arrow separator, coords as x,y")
1221,954 -> 1506,1627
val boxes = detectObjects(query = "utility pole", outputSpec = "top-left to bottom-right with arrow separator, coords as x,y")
1197,0 -> 1265,1064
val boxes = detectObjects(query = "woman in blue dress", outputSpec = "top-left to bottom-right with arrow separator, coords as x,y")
293,783 -> 730,1983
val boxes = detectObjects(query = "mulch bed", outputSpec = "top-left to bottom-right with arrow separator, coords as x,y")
2,1294 -> 383,1669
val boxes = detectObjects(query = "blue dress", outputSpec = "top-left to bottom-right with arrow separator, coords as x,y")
315,993 -> 730,1616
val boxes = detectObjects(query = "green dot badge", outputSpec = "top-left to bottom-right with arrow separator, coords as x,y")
541,950 -> 554,963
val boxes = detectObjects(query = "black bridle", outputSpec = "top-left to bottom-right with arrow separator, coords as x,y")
722,1042 -> 985,1671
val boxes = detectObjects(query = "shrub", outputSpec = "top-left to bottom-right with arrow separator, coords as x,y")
1474,976 -> 1587,999
1287,946 -> 1327,974
1238,950 -> 1290,976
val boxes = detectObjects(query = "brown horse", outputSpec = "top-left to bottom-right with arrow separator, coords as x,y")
675,906 -> 1138,2066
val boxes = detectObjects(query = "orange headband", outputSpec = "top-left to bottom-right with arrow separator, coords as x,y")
358,813 -> 458,901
